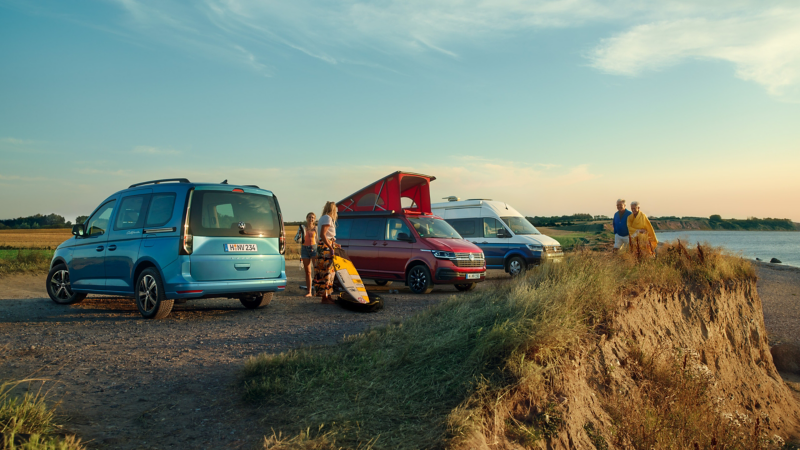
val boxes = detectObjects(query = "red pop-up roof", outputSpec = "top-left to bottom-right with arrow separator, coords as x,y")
337,171 -> 436,215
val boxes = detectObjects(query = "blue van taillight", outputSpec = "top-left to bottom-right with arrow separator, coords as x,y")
179,189 -> 194,255
275,194 -> 286,255
182,233 -> 193,255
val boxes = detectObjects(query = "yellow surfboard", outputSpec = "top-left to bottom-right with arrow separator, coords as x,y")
333,254 -> 369,304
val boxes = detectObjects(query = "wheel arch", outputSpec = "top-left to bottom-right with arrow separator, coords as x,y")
503,251 -> 528,271
133,258 -> 162,286
404,258 -> 431,279
50,256 -> 68,270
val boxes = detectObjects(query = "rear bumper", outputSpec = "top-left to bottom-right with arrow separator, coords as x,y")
166,273 -> 287,299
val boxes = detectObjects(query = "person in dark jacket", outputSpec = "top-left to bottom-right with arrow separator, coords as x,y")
613,199 -> 632,252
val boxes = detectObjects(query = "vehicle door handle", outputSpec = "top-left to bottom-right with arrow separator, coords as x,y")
372,241 -> 378,246
382,242 -> 388,246
108,245 -> 117,251
96,246 -> 104,252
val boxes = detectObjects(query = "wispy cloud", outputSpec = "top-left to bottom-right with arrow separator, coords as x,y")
132,145 -> 181,155
1,137 -> 36,145
20,1 -> 800,99
589,7 -> 800,101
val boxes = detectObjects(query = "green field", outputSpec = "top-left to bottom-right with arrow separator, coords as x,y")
0,248 -> 53,275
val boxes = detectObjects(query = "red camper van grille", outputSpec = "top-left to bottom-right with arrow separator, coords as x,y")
454,252 -> 485,267
337,171 -> 436,215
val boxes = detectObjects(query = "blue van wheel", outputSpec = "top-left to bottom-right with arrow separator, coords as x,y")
135,268 -> 174,319
46,264 -> 86,305
240,293 -> 273,309
507,256 -> 526,277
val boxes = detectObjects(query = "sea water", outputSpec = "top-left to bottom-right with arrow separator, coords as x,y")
656,231 -> 800,268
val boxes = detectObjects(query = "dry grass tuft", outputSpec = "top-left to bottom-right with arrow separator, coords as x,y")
0,379 -> 84,450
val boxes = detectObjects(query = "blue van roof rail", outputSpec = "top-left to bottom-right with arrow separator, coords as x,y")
129,178 -> 191,188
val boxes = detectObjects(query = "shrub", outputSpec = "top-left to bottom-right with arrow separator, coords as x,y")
1,380 -> 85,450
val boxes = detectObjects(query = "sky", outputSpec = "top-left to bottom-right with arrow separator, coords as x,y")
1,0 -> 799,222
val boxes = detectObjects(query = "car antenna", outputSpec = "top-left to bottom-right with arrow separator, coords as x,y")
221,179 -> 228,184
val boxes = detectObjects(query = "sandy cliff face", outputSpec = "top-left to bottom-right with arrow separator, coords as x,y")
485,281 -> 800,449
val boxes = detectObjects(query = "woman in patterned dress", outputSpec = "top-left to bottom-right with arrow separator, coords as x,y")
313,201 -> 338,304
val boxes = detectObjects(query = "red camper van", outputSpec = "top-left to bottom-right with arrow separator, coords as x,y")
336,172 -> 486,294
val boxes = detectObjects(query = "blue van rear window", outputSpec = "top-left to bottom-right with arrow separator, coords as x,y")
190,191 -> 280,237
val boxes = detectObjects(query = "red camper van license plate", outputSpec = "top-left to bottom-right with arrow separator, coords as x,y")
224,244 -> 258,252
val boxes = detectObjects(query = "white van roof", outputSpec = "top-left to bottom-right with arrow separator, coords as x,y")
431,199 -> 526,218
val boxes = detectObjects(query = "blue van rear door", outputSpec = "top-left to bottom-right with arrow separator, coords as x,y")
188,187 -> 283,281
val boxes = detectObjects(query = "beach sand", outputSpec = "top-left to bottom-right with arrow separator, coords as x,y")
755,261 -> 800,347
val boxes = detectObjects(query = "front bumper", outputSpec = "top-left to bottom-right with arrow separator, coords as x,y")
433,262 -> 486,283
523,249 -> 564,266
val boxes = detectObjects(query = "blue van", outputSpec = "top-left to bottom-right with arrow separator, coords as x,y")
47,178 -> 287,319
432,199 -> 563,276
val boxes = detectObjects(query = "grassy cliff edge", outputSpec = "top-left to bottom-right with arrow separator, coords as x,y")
241,245 -> 799,449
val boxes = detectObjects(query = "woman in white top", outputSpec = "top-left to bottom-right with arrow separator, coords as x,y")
313,201 -> 338,304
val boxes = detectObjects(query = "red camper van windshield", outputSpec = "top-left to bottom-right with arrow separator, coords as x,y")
408,217 -> 461,239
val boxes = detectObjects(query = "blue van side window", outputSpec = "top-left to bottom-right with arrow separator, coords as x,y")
145,193 -> 176,227
114,195 -> 150,230
87,200 -> 117,237
448,219 -> 479,238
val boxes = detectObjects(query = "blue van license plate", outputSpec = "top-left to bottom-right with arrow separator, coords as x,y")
224,244 -> 258,252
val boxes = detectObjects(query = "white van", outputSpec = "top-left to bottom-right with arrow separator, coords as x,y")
431,199 -> 563,275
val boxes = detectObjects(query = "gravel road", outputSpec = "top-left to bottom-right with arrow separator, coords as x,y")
0,265 -> 510,450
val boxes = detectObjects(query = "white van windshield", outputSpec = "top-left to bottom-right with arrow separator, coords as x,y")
501,216 -> 540,235
408,217 -> 461,239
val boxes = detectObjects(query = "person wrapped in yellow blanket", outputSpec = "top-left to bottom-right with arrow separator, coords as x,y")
626,200 -> 657,257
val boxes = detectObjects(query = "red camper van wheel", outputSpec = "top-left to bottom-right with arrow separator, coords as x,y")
407,265 -> 433,294
454,283 -> 476,292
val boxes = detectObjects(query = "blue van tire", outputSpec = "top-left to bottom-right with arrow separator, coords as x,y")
46,264 -> 87,305
135,268 -> 174,319
407,265 -> 433,294
507,256 -> 526,277
240,292 -> 273,309
454,283 -> 476,292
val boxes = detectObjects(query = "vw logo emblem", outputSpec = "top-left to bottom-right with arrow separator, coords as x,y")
238,222 -> 246,230
469,253 -> 475,261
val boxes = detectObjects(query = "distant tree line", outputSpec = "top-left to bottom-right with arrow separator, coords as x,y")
707,215 -> 795,231
526,213 -> 594,227
0,214 -> 76,229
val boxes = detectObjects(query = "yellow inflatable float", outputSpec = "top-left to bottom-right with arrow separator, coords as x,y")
333,249 -> 384,312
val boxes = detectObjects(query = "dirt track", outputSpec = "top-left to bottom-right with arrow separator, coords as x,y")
1,262 -> 799,449
0,265 -> 508,449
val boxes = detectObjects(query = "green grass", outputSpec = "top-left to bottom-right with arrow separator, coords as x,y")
0,249 -> 53,275
1,380 -> 84,450
241,243 -> 756,449
551,231 -> 613,251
